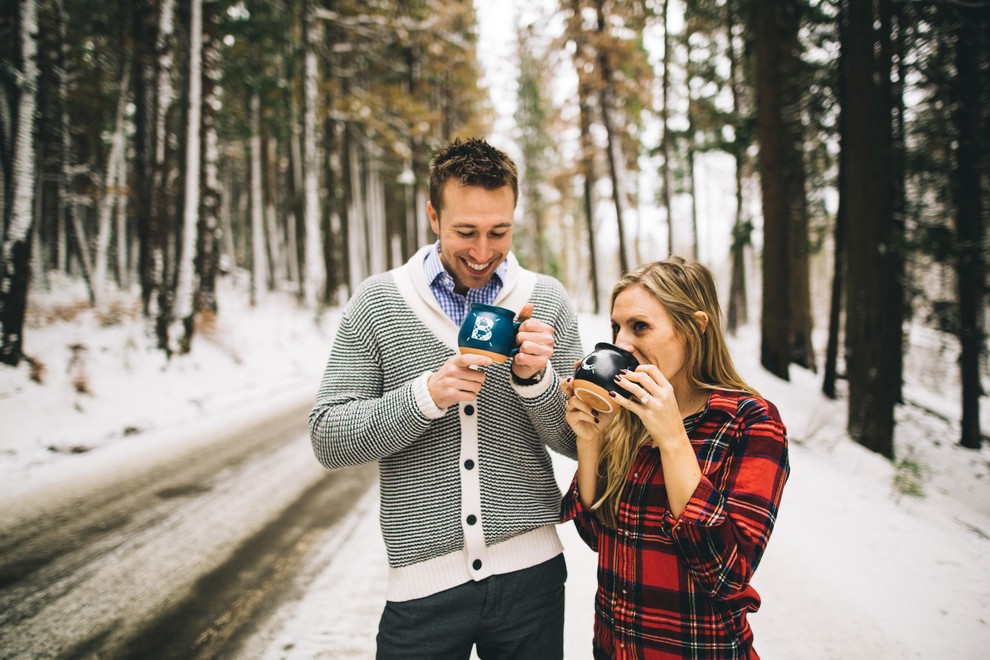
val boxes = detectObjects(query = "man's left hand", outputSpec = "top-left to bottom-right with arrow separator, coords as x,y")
511,303 -> 555,381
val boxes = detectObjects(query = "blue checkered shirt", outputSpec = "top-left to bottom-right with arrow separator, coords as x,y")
424,241 -> 507,326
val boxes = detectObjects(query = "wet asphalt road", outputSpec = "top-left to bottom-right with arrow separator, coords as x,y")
0,402 -> 376,659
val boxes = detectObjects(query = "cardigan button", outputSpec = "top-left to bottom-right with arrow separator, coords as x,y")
472,559 -> 483,570
463,404 -> 475,416
467,514 -> 477,525
464,459 -> 475,470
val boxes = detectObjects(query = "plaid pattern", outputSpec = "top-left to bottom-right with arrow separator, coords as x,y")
424,241 -> 507,325
561,390 -> 789,659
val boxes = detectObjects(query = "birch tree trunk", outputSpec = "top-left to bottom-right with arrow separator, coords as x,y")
129,0 -> 177,353
249,93 -> 267,305
367,162 -> 387,276
347,137 -> 368,289
115,143 -> 130,289
175,0 -> 203,352
0,0 -> 39,367
302,0 -> 326,308
660,0 -> 674,258
93,63 -> 131,311
195,0 -> 222,316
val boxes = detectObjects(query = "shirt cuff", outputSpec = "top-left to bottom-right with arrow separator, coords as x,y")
669,477 -> 726,531
413,371 -> 448,420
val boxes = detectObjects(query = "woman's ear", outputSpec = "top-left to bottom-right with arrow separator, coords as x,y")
692,311 -> 709,335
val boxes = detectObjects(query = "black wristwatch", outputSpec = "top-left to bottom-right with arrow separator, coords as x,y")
511,369 -> 545,386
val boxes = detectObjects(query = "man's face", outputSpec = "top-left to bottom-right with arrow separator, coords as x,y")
427,181 -> 515,294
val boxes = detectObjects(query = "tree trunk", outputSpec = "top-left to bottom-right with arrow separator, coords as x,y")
130,0 -> 177,353
594,0 -> 629,275
196,0 -> 222,316
568,0 -> 600,313
249,92 -> 267,306
725,0 -> 748,333
579,80 -> 601,315
755,2 -> 792,380
660,0 -> 674,258
0,0 -> 39,367
824,0 -> 851,400
685,29 -> 699,261
302,0 -> 326,307
843,0 -> 899,459
176,0 -> 203,353
92,62 -> 131,311
952,3 -> 987,449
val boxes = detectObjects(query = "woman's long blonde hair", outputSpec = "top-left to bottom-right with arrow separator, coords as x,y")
593,257 -> 757,528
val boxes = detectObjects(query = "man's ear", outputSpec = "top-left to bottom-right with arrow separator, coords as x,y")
692,311 -> 709,335
427,201 -> 441,235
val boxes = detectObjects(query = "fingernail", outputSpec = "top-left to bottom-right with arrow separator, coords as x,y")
608,391 -> 617,398
592,410 -> 599,417
594,418 -> 599,424
614,375 -> 623,382
618,369 -> 629,375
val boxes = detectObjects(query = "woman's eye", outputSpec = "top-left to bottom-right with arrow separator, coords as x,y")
634,321 -> 649,332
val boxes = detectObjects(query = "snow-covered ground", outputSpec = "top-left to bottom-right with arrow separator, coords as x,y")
2,279 -> 989,658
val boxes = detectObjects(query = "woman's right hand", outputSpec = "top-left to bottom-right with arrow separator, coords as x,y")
561,376 -> 610,446
563,374 -> 611,509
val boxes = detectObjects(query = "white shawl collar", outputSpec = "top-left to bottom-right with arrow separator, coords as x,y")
391,244 -> 537,351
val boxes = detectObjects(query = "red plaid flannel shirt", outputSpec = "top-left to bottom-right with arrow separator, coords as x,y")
561,390 -> 789,659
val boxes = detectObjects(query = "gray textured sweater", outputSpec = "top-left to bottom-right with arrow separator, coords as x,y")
310,245 -> 582,601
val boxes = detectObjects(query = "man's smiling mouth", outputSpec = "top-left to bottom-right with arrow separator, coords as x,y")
466,259 -> 494,272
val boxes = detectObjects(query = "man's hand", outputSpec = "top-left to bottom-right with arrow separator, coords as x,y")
428,353 -> 494,409
511,303 -> 555,381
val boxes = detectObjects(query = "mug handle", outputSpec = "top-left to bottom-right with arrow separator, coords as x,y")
509,320 -> 522,357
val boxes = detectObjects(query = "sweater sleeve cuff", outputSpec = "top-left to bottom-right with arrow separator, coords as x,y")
413,371 -> 447,419
511,364 -> 554,399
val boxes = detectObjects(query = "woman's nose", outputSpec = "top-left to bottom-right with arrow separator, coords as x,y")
613,333 -> 635,353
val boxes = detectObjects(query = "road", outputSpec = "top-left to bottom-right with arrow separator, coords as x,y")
0,400 -> 377,659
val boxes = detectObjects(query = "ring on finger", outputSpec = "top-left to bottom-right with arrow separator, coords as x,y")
640,394 -> 651,405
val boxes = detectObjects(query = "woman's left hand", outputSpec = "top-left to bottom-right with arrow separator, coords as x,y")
611,365 -> 688,449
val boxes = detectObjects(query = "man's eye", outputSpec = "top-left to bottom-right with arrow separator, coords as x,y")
490,232 -> 507,239
457,232 -> 475,238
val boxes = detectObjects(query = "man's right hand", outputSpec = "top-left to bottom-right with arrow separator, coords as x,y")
427,353 -> 494,409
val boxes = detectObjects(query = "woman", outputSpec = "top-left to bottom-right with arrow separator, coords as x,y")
561,257 -> 789,659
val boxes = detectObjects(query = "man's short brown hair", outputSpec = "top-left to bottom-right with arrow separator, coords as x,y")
428,138 -> 519,214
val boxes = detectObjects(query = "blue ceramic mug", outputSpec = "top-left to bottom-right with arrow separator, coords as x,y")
458,303 -> 521,364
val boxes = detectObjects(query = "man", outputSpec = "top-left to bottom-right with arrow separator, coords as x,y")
310,138 -> 582,659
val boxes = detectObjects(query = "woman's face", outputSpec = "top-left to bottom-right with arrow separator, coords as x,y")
611,285 -> 690,389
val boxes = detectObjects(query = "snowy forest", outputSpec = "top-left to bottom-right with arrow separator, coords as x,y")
1,0 -> 988,463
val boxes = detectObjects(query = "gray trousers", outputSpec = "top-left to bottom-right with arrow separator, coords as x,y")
376,554 -> 567,660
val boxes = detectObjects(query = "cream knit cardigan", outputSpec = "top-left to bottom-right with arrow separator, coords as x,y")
310,246 -> 582,601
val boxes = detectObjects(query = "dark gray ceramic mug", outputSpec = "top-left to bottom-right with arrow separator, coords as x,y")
573,342 -> 640,412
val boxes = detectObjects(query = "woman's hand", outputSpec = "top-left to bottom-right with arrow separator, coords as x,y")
610,364 -> 688,450
562,372 -> 615,509
561,375 -> 609,445
611,364 -> 701,516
